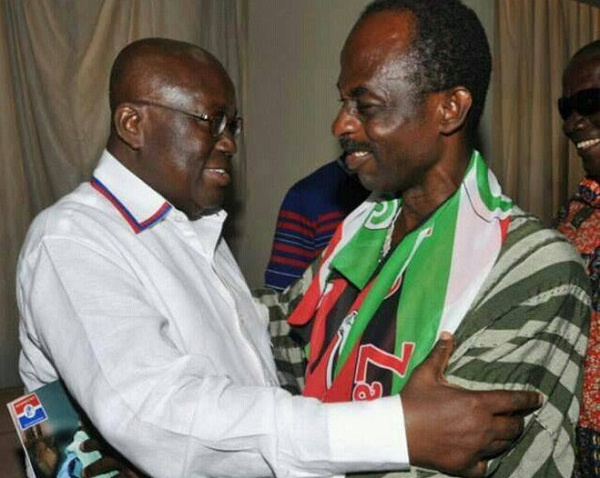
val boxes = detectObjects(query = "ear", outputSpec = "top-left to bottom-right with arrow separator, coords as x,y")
438,87 -> 472,135
113,104 -> 144,150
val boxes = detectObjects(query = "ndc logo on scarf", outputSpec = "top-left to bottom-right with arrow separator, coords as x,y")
365,201 -> 400,230
11,393 -> 48,430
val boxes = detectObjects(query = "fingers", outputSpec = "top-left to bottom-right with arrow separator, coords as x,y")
475,414 -> 525,460
80,437 -> 102,453
418,332 -> 455,379
478,389 -> 543,416
462,460 -> 488,478
491,414 -> 525,442
83,456 -> 125,478
507,389 -> 543,413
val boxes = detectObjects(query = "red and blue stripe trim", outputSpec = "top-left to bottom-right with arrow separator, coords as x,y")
91,177 -> 171,233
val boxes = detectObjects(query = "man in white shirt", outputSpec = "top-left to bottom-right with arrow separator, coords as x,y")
17,37 -> 540,478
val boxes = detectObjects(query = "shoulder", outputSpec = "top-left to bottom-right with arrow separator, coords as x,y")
278,162 -> 348,217
282,162 -> 346,204
20,182 -> 130,261
500,209 -> 586,278
468,209 -> 590,326
449,213 -> 588,477
471,209 -> 589,313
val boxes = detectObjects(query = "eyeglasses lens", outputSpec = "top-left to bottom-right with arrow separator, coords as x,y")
229,117 -> 243,137
558,88 -> 600,120
212,114 -> 242,138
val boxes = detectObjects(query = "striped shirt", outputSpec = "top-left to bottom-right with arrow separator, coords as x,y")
265,160 -> 368,291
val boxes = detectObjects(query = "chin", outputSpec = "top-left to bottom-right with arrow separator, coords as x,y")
199,201 -> 226,215
582,160 -> 600,180
362,179 -> 403,196
585,172 -> 600,182
357,174 -> 384,193
203,207 -> 223,216
185,206 -> 220,220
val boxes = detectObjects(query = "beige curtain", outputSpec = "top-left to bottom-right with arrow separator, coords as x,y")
493,0 -> 600,223
0,0 -> 247,388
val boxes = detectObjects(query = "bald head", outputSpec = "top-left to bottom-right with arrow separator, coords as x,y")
570,40 -> 600,65
106,38 -> 239,219
109,38 -> 232,114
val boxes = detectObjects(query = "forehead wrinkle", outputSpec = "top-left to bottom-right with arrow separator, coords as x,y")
339,54 -> 413,96
379,54 -> 418,83
343,41 -> 420,103
365,55 -> 421,106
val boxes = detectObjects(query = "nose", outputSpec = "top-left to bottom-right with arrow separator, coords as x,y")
331,102 -> 362,139
215,132 -> 237,156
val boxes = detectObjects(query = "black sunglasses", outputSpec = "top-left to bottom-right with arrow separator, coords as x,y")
557,88 -> 600,121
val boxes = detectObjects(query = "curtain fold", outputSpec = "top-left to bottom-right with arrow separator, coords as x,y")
0,0 -> 34,390
0,0 -> 247,388
493,0 -> 600,223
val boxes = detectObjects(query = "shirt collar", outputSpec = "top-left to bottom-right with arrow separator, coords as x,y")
91,150 -> 172,233
190,209 -> 229,258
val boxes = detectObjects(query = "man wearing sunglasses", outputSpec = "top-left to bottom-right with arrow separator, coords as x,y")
556,40 -> 600,478
17,37 -> 544,478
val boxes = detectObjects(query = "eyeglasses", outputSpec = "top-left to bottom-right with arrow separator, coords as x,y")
129,100 -> 243,138
557,88 -> 600,121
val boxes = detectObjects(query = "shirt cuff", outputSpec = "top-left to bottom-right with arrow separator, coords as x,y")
327,395 -> 409,472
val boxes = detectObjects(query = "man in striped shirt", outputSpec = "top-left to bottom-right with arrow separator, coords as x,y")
265,159 -> 368,291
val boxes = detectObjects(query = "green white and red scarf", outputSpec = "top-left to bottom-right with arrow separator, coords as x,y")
288,151 -> 514,402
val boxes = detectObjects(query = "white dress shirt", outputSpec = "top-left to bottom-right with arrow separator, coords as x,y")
18,150 -> 409,478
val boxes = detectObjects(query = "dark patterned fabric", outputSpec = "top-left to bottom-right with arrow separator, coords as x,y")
557,178 -> 600,478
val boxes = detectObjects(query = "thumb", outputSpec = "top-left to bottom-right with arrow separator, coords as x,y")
420,332 -> 454,380
462,460 -> 488,478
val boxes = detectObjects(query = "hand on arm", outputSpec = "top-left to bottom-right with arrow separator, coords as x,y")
402,333 -> 542,477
